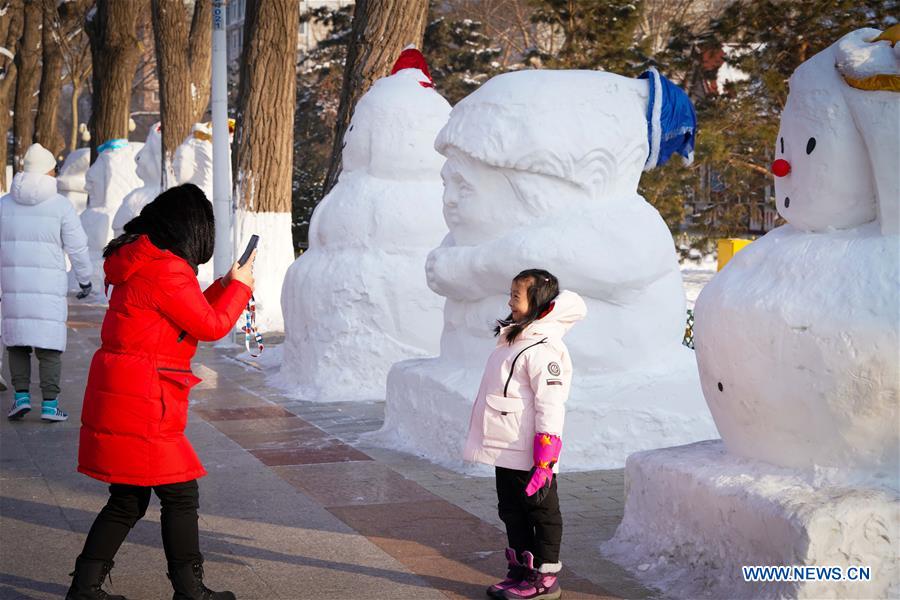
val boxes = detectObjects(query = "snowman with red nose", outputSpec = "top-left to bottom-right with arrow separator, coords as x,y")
695,26 -> 899,480
604,28 -> 899,600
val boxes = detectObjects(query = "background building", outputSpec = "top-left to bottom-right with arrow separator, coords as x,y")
227,0 -> 354,65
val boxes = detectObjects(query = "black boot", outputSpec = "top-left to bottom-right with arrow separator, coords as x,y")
66,556 -> 127,600
167,559 -> 235,600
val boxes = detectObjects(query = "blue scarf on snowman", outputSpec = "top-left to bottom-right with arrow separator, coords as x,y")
639,67 -> 696,171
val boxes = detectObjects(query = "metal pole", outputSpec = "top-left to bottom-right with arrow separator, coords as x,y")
211,0 -> 233,277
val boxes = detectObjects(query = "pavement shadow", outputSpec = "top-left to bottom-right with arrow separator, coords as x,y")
0,572 -> 69,599
0,495 -> 479,595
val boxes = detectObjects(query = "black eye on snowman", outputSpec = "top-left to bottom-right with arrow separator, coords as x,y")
806,137 -> 816,155
780,137 -> 784,154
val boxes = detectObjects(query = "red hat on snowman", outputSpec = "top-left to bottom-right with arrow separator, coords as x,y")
391,45 -> 434,88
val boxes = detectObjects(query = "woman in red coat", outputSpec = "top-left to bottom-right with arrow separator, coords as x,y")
67,184 -> 255,600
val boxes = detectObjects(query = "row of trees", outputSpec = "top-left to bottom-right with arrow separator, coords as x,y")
1,0 -> 92,187
3,0 -> 896,246
291,0 -> 896,248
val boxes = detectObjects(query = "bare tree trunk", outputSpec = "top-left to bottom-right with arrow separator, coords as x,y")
86,0 -> 145,162
12,0 -> 41,173
322,0 -> 428,195
232,0 -> 299,331
69,83 -> 80,152
188,0 -> 212,122
0,0 -> 23,189
233,0 -> 298,214
152,0 -> 212,186
34,0 -> 64,157
151,0 -> 190,186
56,0 -> 92,154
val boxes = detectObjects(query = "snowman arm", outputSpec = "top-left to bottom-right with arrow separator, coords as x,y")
476,222 -> 676,301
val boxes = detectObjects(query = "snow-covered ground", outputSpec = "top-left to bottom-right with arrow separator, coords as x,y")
680,255 -> 717,310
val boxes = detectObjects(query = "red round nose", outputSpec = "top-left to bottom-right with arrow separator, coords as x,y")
771,159 -> 791,177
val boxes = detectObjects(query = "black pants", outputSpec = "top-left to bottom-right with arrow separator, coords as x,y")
80,480 -> 201,565
496,467 -> 562,567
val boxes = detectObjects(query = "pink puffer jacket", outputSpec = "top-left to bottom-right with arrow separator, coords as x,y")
463,290 -> 586,471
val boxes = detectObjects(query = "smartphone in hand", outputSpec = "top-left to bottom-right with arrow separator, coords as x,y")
238,235 -> 259,267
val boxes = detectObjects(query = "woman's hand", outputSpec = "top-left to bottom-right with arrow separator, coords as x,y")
228,249 -> 256,291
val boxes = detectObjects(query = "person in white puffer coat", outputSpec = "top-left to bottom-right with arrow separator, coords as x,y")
0,144 -> 93,422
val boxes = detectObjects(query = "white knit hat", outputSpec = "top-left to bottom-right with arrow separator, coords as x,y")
23,143 -> 57,174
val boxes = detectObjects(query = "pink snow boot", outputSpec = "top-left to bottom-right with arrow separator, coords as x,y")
487,548 -> 527,598
501,551 -> 561,600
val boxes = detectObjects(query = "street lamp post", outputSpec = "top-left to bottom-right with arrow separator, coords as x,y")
211,0 -> 233,277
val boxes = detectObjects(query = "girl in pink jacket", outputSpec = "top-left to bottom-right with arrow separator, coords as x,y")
463,269 -> 586,600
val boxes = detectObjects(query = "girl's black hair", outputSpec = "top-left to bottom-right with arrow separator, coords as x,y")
103,183 -> 215,273
494,268 -> 560,344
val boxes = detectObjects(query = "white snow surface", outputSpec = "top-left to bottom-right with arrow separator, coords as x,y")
235,210 -> 293,332
171,123 -> 222,287
81,144 -> 142,286
695,223 -> 899,477
603,441 -> 900,599
57,148 -> 90,213
835,27 -> 899,80
112,124 -> 162,237
278,67 -> 450,402
370,69 -> 716,470
680,256 -> 716,310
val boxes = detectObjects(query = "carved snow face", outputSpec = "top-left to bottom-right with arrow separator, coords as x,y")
441,153 -> 585,246
440,156 -> 512,245
772,83 -> 877,231
173,138 -> 213,191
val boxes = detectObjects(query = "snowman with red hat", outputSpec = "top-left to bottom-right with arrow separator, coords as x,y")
279,46 -> 450,402
605,27 -> 899,599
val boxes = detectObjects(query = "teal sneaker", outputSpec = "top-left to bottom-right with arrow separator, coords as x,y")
41,399 -> 68,422
7,392 -> 31,420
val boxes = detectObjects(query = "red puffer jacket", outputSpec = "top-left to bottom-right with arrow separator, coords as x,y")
78,235 -> 252,486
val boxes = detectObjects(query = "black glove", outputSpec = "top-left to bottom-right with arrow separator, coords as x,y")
76,281 -> 92,299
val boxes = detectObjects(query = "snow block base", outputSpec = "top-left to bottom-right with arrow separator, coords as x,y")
368,351 -> 717,472
603,441 -> 900,599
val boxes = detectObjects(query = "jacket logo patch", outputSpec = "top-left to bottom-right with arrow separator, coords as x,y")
546,379 -> 563,386
548,362 -> 561,376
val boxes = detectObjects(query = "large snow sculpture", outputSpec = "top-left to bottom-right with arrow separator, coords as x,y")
605,28 -> 899,599
372,68 -> 716,470
57,148 -> 91,213
278,48 -> 449,402
172,121 -> 229,287
81,139 -> 142,286
172,121 -> 218,200
112,124 -> 162,237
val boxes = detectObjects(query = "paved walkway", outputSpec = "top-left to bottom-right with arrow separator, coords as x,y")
0,301 -> 654,599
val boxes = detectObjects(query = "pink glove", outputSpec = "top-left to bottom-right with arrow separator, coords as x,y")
525,433 -> 562,497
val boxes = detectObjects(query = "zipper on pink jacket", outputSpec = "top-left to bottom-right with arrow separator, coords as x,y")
503,337 -> 548,397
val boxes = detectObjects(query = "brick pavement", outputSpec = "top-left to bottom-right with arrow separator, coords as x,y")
0,300 -> 656,599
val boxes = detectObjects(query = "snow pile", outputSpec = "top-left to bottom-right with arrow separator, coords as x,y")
371,69 -> 715,470
605,29 -> 900,599
680,255 -> 717,310
278,51 -> 450,402
81,141 -> 141,286
57,148 -> 91,213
